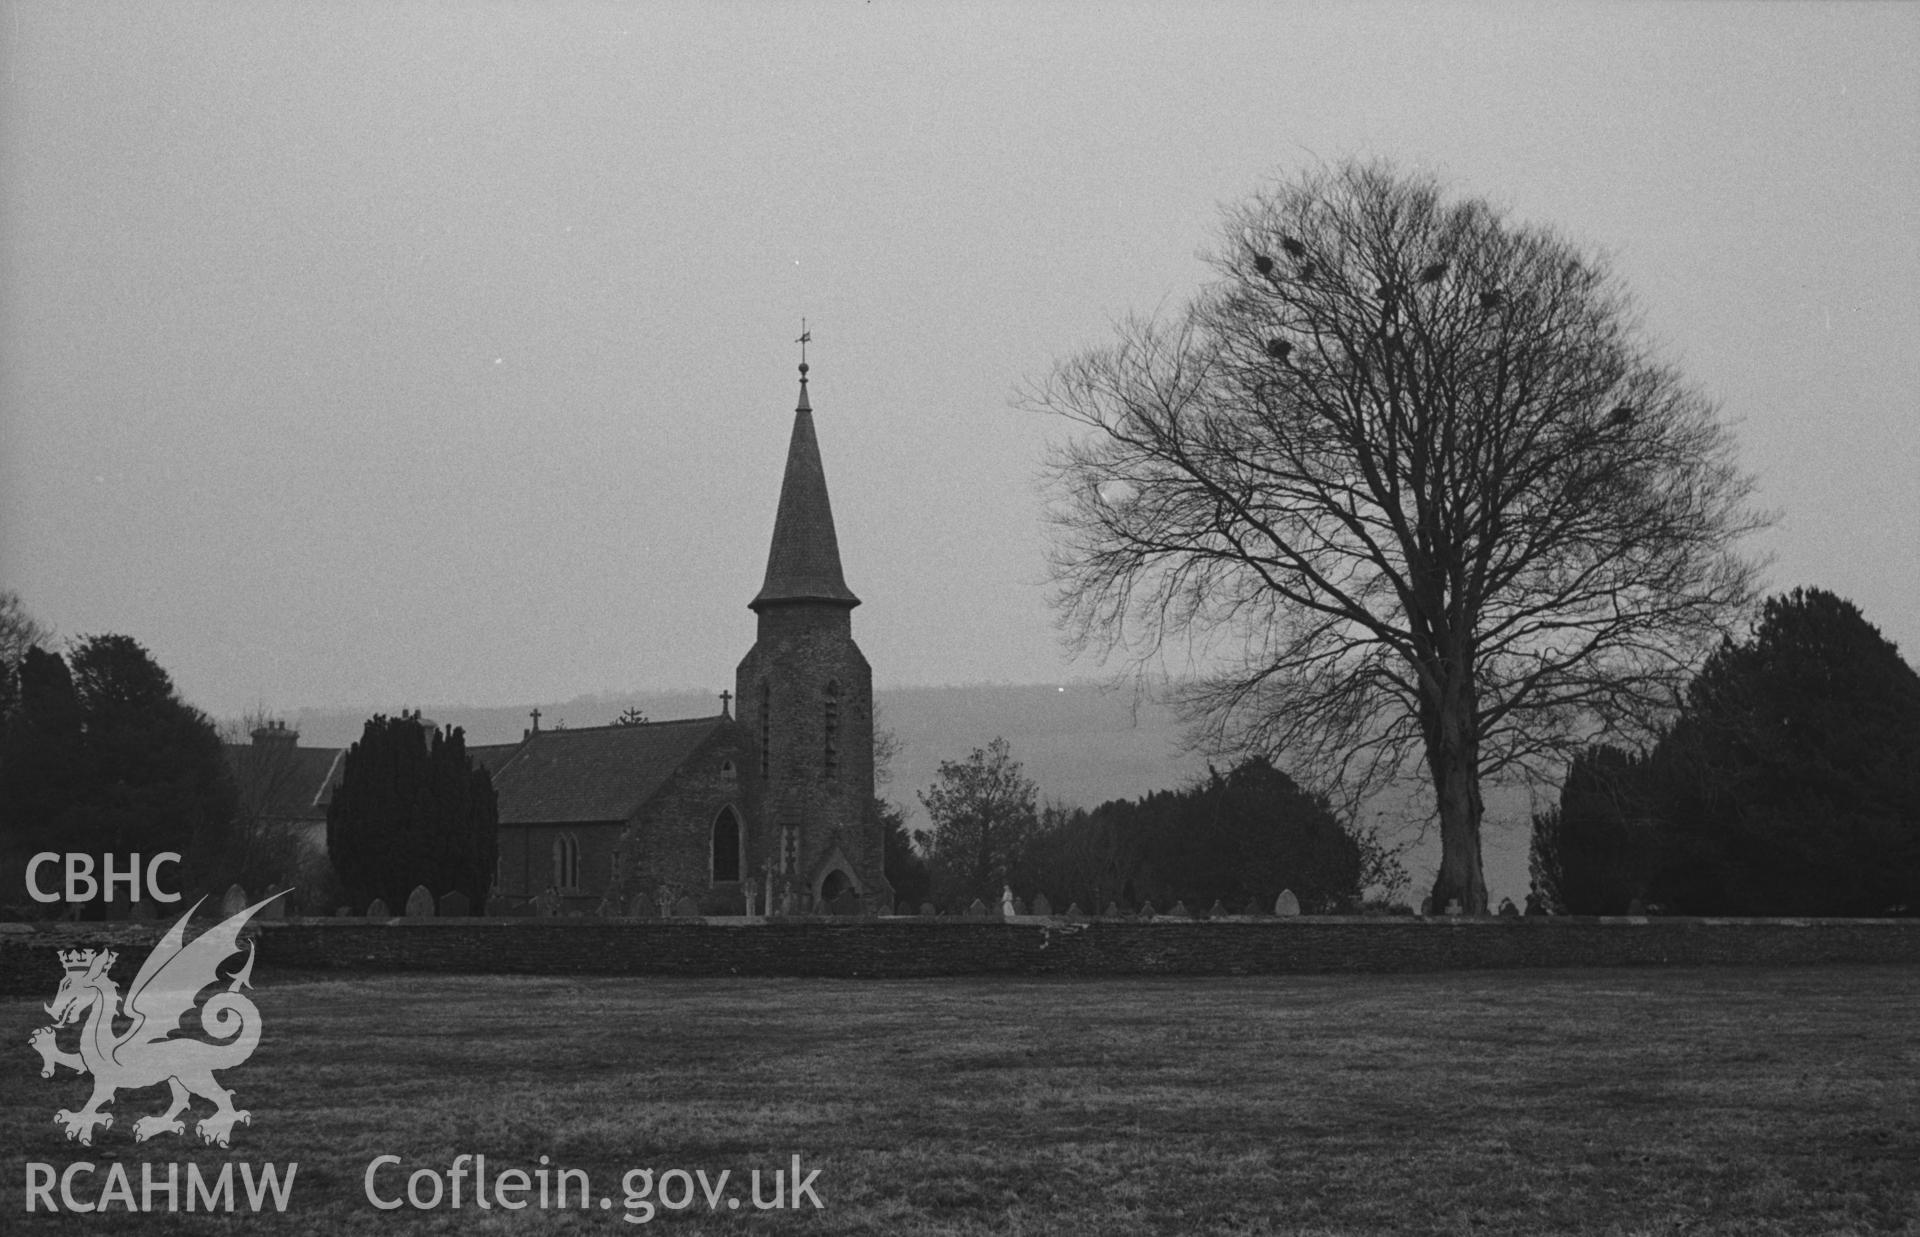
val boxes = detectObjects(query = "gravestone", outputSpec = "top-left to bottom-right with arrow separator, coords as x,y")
673,894 -> 701,918
534,888 -> 561,918
1066,902 -> 1086,921
1166,900 -> 1190,918
1012,897 -> 1027,917
1139,900 -> 1157,918
1626,897 -> 1647,916
1242,897 -> 1263,917
367,898 -> 390,919
221,884 -> 248,917
627,891 -> 654,918
1445,899 -> 1463,917
966,898 -> 987,918
439,890 -> 470,918
1031,893 -> 1053,917
334,905 -> 353,918
1102,902 -> 1121,918
405,885 -> 435,918
1207,900 -> 1228,919
1496,897 -> 1519,918
1276,889 -> 1301,917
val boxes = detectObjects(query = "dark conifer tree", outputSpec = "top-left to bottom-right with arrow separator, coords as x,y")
0,637 -> 236,918
326,712 -> 498,914
1539,589 -> 1920,915
1528,745 -> 1660,915
1649,588 -> 1920,915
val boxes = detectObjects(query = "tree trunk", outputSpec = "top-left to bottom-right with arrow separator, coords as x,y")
1424,672 -> 1490,916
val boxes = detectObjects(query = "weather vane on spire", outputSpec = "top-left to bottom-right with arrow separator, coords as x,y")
796,319 -> 810,374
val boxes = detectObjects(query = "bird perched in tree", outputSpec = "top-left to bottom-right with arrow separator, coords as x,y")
1280,236 -> 1306,258
1265,338 -> 1293,362
1608,404 -> 1636,427
1253,254 -> 1274,276
1418,260 -> 1449,284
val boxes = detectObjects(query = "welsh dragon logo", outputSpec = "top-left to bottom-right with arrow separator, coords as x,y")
28,893 -> 283,1147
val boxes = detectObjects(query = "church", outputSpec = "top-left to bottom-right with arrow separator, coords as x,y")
231,357 -> 892,917
483,357 -> 890,915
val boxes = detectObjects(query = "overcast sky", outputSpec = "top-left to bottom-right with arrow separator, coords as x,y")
2,2 -> 1915,725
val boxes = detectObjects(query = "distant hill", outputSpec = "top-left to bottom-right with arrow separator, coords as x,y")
269,682 -> 1541,906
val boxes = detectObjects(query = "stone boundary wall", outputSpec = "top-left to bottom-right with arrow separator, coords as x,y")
4,917 -> 1918,993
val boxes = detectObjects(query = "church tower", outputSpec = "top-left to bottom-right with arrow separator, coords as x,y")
736,356 -> 891,912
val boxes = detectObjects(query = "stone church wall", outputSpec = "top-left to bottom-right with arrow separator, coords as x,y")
737,605 -> 888,909
618,727 -> 753,915
493,822 -> 623,912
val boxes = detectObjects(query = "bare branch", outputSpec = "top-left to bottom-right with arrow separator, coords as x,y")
1024,160 -> 1767,913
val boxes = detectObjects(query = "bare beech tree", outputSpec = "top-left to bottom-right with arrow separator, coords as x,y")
1028,161 -> 1765,913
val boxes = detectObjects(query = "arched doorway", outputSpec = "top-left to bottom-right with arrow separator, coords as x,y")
819,870 -> 851,903
711,807 -> 742,883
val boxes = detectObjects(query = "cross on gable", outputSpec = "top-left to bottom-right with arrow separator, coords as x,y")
719,689 -> 733,717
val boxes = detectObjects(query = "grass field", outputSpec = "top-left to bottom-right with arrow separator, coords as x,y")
5,966 -> 1919,1235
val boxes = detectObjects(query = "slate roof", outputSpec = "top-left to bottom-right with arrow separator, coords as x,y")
751,373 -> 860,611
486,716 -> 729,826
466,742 -> 525,779
224,743 -> 344,822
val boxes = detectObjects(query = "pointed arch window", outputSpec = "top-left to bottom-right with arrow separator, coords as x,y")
759,680 -> 772,776
553,833 -> 581,892
824,680 -> 840,780
711,806 -> 743,883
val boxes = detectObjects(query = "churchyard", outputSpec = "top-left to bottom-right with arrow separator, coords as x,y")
6,966 -> 1917,1235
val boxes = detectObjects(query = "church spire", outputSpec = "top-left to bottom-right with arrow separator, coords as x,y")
750,341 -> 860,612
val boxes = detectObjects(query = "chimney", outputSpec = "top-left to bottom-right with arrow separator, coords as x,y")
250,719 -> 298,749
